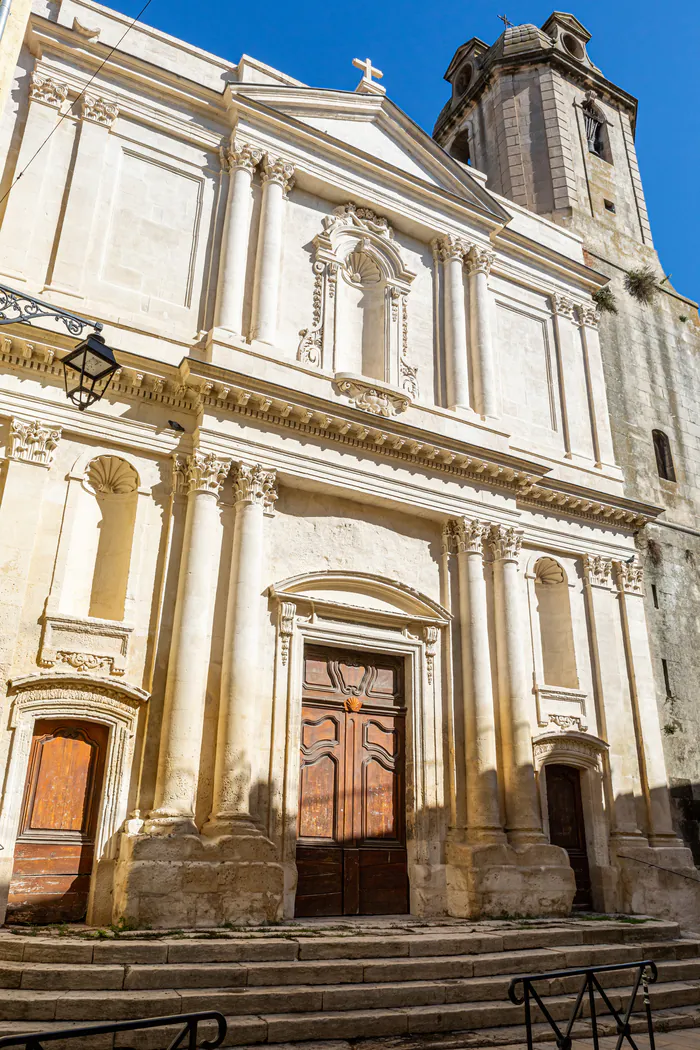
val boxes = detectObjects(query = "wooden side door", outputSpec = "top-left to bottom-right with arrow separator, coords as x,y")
7,719 -> 109,924
295,647 -> 409,917
545,763 -> 593,910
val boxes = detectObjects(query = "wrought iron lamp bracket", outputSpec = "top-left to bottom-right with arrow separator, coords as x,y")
0,284 -> 103,338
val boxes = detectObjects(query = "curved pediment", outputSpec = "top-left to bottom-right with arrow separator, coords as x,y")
269,570 -> 449,624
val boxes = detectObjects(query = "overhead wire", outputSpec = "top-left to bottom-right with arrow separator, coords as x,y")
0,0 -> 156,208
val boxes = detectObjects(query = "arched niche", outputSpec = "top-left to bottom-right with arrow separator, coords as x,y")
0,673 -> 149,925
533,557 -> 579,689
297,204 -> 419,399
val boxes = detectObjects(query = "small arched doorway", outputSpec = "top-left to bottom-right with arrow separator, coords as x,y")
545,763 -> 592,910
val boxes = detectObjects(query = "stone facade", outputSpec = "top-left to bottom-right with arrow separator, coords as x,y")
434,11 -> 700,865
0,1 -> 697,927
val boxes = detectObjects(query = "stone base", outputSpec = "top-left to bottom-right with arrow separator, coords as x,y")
615,842 -> 700,927
113,823 -> 284,928
445,839 -> 576,918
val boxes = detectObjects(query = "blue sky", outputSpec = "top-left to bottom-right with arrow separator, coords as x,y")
113,0 -> 699,303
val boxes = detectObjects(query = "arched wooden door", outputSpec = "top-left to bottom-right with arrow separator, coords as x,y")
295,647 -> 409,917
7,719 -> 109,924
545,763 -> 592,910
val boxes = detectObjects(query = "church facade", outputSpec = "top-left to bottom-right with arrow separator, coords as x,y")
0,0 -> 698,928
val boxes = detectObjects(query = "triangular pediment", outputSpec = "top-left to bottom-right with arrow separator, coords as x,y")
230,83 -> 509,223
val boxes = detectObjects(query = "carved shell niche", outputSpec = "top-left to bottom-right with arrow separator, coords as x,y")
534,556 -> 566,586
343,250 -> 381,286
87,455 -> 139,496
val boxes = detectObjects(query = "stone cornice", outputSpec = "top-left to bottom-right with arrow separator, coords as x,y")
0,331 -> 661,532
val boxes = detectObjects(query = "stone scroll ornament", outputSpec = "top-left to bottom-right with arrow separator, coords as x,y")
297,203 -> 419,398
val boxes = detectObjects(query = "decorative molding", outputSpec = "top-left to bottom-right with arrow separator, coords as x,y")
400,296 -> 419,399
452,517 -> 491,556
38,613 -> 133,678
72,17 -> 101,40
533,729 -> 608,771
222,138 -> 263,174
8,418 -> 61,467
535,684 -> 588,731
172,455 -> 189,497
534,556 -> 565,585
615,556 -> 644,595
232,463 -> 278,510
186,450 -> 231,496
278,600 -> 296,666
86,455 -> 139,496
577,302 -> 600,328
336,374 -> 410,417
80,95 -> 119,127
550,292 -> 577,319
28,72 -> 68,108
489,523 -> 523,562
432,234 -> 469,262
261,154 -> 295,197
466,244 -> 496,277
548,714 -> 584,731
423,624 -> 439,684
583,553 -> 613,589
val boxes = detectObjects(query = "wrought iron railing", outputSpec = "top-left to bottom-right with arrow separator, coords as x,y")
0,1011 -> 226,1050
508,959 -> 658,1050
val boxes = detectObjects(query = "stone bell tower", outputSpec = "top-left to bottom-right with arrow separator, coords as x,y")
433,12 -> 654,265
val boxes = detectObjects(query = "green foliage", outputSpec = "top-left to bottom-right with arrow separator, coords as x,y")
593,285 -> 618,314
679,314 -> 689,323
624,266 -> 658,305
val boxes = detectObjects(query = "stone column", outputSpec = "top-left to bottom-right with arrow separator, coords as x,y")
47,96 -> 119,299
250,154 -> 295,345
490,524 -> 544,844
0,418 -> 61,682
206,464 -> 277,833
615,558 -> 678,845
148,450 -> 230,834
550,293 -> 576,459
578,304 -> 616,468
466,244 -> 498,418
434,235 -> 470,411
0,72 -> 68,283
453,518 -> 504,842
214,139 -> 263,336
582,554 -> 644,841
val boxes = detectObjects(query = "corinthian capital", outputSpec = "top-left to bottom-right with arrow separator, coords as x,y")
615,556 -> 644,595
465,243 -> 495,277
550,292 -> 576,319
223,138 -> 264,175
186,451 -> 231,496
233,463 -> 278,510
81,95 -> 119,127
432,234 -> 469,262
582,553 -> 613,589
29,72 -> 69,109
578,302 -> 600,328
9,418 -> 61,467
453,517 -> 491,556
261,154 -> 295,196
489,524 -> 523,562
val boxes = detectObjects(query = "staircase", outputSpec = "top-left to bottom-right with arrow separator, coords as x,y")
1,917 -> 700,1048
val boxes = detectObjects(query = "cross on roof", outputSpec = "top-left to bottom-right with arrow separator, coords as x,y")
497,13 -> 514,28
352,57 -> 384,84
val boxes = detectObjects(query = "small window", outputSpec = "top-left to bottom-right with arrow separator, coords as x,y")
651,584 -> 659,609
661,658 -> 672,698
652,429 -> 676,482
450,128 -> 472,166
604,199 -> 616,213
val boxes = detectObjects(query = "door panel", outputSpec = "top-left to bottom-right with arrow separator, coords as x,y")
546,763 -> 593,910
7,719 -> 109,924
296,647 -> 409,917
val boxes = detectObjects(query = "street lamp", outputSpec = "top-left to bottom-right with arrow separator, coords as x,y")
0,283 -> 120,410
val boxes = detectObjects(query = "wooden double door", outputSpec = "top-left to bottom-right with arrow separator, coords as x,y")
545,763 -> 593,910
295,647 -> 409,917
7,719 -> 109,924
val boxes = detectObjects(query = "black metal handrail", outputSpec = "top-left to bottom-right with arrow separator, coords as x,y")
0,1012 -> 226,1050
508,959 -> 658,1050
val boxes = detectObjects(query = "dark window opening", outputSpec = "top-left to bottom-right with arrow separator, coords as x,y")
450,128 -> 472,166
661,658 -> 672,698
653,429 -> 676,482
583,106 -> 609,161
604,199 -> 616,213
651,584 -> 659,608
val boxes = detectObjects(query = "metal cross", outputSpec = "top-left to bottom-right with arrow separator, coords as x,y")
497,13 -> 514,28
352,57 -> 384,84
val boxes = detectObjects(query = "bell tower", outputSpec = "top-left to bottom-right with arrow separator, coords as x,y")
433,12 -> 654,263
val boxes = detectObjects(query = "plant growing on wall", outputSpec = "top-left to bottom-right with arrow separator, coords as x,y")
593,285 -> 618,314
624,266 -> 658,305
